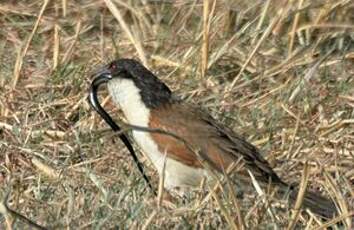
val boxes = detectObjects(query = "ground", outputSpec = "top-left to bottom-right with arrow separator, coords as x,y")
0,0 -> 353,229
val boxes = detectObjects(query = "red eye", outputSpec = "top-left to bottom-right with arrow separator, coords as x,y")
110,63 -> 117,70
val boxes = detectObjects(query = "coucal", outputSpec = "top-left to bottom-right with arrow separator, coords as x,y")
89,58 -> 337,218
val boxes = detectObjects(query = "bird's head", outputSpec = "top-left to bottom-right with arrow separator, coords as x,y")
92,59 -> 172,109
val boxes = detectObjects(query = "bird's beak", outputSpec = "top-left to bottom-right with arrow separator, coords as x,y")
91,66 -> 112,87
88,66 -> 117,130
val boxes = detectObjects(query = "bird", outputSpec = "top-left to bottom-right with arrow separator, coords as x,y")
90,58 -> 337,218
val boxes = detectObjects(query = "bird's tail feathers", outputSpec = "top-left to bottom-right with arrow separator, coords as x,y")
286,187 -> 338,218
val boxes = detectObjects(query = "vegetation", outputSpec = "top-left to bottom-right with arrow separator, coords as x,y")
0,0 -> 353,229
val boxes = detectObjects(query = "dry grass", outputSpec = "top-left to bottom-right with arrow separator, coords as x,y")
0,0 -> 353,229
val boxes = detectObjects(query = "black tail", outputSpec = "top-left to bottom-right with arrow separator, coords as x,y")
288,188 -> 338,218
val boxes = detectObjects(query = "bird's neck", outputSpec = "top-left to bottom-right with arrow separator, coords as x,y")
107,78 -> 172,127
107,78 -> 149,127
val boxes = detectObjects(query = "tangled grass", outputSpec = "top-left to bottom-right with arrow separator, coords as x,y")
0,0 -> 353,229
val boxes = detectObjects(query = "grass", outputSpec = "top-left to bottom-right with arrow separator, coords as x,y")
0,0 -> 353,229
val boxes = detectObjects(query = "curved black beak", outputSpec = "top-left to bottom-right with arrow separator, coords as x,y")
88,72 -> 116,131
88,70 -> 155,195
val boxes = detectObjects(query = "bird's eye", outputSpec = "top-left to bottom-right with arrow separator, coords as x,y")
109,63 -> 117,71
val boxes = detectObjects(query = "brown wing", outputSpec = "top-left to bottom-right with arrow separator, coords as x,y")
149,102 -> 285,185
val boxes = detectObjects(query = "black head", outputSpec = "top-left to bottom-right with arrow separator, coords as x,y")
102,59 -> 172,108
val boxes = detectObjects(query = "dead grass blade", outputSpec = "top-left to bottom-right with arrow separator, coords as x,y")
61,20 -> 82,64
226,5 -> 286,93
201,0 -> 215,78
61,0 -> 67,17
323,170 -> 351,228
4,0 -> 50,118
288,0 -> 304,55
289,49 -> 334,103
104,0 -> 147,66
157,152 -> 167,209
141,210 -> 157,230
0,190 -> 47,230
312,212 -> 354,230
31,157 -> 61,179
224,169 -> 245,230
12,0 -> 50,89
210,182 -> 239,230
296,23 -> 354,33
287,162 -> 310,230
248,170 -> 277,222
52,22 -> 60,70
252,0 -> 271,45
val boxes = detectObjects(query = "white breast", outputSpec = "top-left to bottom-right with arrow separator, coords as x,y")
107,78 -> 207,190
